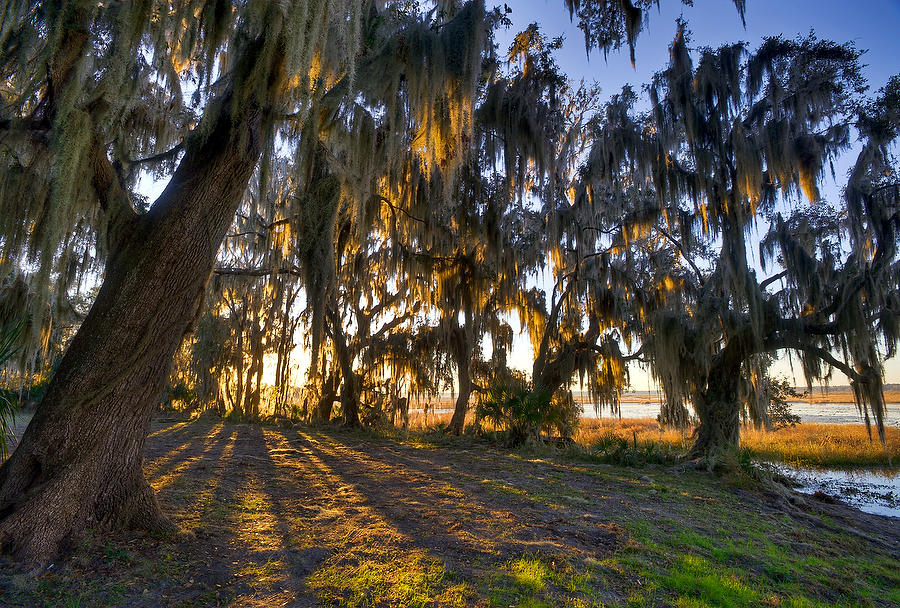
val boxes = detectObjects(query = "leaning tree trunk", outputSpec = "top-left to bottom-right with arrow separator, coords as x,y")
329,308 -> 362,427
0,104 -> 263,565
449,326 -> 473,436
449,364 -> 472,435
689,357 -> 743,461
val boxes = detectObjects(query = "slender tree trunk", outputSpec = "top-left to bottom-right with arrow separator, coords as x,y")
449,363 -> 472,435
274,298 -> 289,417
277,291 -> 299,416
243,322 -> 263,420
235,313 -> 246,418
243,310 -> 258,419
329,308 -> 361,427
224,368 -> 237,413
0,102 -> 263,564
449,326 -> 473,435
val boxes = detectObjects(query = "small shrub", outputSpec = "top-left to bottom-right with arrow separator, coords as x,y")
475,373 -> 579,446
164,382 -> 198,410
766,377 -> 802,429
586,430 -> 676,466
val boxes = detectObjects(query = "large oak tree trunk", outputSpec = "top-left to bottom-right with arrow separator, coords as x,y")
314,371 -> 339,423
341,373 -> 362,427
689,358 -> 742,461
0,104 -> 263,565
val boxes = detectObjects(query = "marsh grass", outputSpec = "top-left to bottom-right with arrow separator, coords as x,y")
740,422 -> 899,467
399,411 -> 899,467
575,418 -> 899,468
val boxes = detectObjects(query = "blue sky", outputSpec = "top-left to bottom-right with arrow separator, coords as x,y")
500,0 -> 899,96
496,0 -> 900,387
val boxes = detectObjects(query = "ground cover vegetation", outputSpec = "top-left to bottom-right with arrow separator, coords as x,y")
1,416 -> 898,607
573,417 -> 900,468
0,0 -> 897,575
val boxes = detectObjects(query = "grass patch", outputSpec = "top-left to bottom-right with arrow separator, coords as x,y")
483,555 -> 602,608
308,550 -> 472,607
603,501 -> 900,608
664,554 -> 758,607
236,558 -> 284,582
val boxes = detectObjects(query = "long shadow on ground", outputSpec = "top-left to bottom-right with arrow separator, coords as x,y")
1,417 -> 897,607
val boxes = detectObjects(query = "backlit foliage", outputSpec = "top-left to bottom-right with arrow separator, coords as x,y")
0,0 -> 365,358
3,1 -> 894,458
576,26 -> 899,453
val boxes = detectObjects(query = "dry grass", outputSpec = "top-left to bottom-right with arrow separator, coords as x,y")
797,389 -> 900,404
401,407 -> 899,467
404,409 -> 454,430
575,417 -> 899,467
740,423 -> 900,467
574,417 -> 689,448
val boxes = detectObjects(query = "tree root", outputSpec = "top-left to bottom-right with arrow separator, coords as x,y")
0,462 -> 176,567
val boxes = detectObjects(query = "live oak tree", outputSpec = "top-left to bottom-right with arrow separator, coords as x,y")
0,0 -> 342,562
322,223 -> 419,427
578,28 -> 900,459
0,0 -> 751,563
489,26 -> 634,431
0,0 -> 487,563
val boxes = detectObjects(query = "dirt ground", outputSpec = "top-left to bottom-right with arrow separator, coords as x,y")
1,416 -> 898,607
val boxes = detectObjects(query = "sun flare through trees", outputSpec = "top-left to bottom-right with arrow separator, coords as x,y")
0,0 -> 897,570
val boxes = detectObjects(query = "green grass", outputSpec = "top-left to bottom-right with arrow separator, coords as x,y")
484,555 -> 580,608
593,506 -> 900,608
308,550 -> 473,607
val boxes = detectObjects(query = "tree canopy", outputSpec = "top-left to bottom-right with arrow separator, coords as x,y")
0,0 -> 897,564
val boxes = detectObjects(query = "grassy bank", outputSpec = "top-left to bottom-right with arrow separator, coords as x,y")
1,417 -> 897,608
405,409 -> 900,468
574,418 -> 900,468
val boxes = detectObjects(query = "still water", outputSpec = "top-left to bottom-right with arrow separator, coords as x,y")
772,464 -> 900,518
581,400 -> 900,427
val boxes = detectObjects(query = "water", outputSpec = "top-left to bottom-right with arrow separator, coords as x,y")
579,400 -> 900,427
772,464 -> 900,518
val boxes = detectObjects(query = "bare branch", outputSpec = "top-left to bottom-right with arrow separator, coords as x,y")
656,225 -> 704,285
213,266 -> 302,278
127,143 -> 184,166
759,270 -> 788,292
377,195 -> 427,225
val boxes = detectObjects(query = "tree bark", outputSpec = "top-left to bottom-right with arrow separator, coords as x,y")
244,316 -> 263,420
689,356 -> 742,461
449,363 -> 472,435
0,101 -> 263,565
449,325 -> 473,435
328,308 -> 361,427
316,394 -> 337,423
